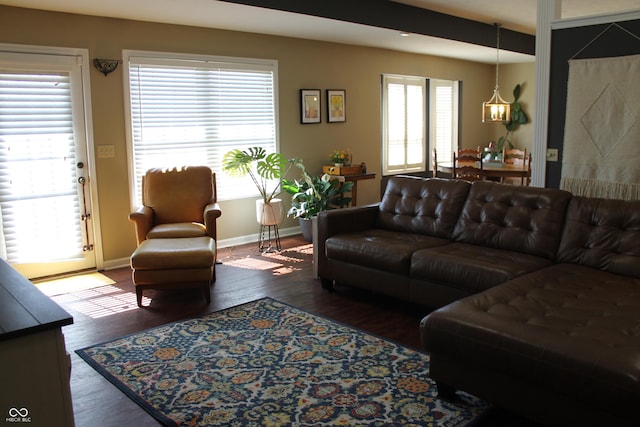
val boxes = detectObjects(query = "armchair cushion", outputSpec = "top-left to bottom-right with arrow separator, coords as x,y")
143,166 -> 214,225
146,223 -> 207,239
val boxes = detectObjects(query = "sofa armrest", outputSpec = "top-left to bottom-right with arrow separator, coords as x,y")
316,204 -> 379,278
129,206 -> 153,245
204,202 -> 222,240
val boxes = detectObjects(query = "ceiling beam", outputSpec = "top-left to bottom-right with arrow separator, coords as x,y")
219,0 -> 536,55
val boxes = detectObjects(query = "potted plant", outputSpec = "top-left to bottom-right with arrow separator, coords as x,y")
222,147 -> 302,225
496,83 -> 529,153
282,166 -> 353,241
329,149 -> 351,166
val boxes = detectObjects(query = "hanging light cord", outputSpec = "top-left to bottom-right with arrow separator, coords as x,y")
494,23 -> 501,91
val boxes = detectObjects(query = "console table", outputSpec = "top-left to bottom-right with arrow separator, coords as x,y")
0,260 -> 74,427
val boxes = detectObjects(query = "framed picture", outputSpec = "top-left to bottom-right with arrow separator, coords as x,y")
300,89 -> 321,124
327,89 -> 346,123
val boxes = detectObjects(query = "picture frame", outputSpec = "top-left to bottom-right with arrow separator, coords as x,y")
300,89 -> 321,124
327,89 -> 346,123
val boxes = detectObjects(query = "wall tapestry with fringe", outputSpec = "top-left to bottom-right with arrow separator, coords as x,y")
561,53 -> 640,200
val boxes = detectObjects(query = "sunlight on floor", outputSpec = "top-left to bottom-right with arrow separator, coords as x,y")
34,272 -> 115,297
51,285 -> 150,319
222,243 -> 313,271
38,242 -> 313,319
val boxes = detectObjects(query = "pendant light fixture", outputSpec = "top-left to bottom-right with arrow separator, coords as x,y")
482,23 -> 511,123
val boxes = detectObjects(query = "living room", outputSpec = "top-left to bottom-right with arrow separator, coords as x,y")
1,1 -> 640,426
0,1 -> 539,273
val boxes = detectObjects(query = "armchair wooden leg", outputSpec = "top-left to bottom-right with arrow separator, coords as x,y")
136,287 -> 143,307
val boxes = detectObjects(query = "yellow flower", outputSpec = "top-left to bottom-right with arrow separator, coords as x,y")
330,149 -> 351,163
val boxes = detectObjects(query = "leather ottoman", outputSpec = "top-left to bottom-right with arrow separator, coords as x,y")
130,236 -> 216,306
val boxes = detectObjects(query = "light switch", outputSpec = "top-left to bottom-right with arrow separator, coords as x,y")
546,148 -> 559,162
98,145 -> 115,158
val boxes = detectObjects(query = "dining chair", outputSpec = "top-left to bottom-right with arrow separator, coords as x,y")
503,148 -> 531,186
432,148 -> 438,177
452,148 -> 483,182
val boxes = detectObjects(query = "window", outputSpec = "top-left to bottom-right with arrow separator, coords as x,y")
381,74 -> 459,176
382,75 -> 426,175
124,51 -> 278,206
429,79 -> 459,171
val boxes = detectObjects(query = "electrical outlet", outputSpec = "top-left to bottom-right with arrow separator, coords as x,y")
98,145 -> 115,159
546,148 -> 559,162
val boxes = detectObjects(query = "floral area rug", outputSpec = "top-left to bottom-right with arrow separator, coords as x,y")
76,298 -> 488,426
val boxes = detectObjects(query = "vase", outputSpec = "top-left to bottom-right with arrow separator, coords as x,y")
334,162 -> 343,167
299,217 -> 313,242
256,198 -> 283,225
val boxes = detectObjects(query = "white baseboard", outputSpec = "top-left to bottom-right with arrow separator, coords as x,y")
101,226 -> 302,271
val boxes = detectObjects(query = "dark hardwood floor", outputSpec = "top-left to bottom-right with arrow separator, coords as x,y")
55,235 -> 536,426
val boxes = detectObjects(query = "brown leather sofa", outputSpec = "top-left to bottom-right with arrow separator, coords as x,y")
316,175 -> 640,427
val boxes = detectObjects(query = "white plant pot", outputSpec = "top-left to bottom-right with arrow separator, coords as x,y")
256,198 -> 283,225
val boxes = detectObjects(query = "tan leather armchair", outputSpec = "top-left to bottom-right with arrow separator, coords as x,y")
129,166 -> 222,246
128,166 -> 222,306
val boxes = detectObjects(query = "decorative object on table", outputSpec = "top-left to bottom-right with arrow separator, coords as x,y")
329,148 -> 351,166
327,89 -> 346,122
76,298 -> 489,427
483,141 -> 503,165
322,164 -> 362,175
300,89 -> 321,124
283,168 -> 353,242
482,23 -> 511,123
222,147 -> 304,251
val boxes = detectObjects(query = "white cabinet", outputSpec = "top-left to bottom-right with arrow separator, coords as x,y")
0,260 -> 74,427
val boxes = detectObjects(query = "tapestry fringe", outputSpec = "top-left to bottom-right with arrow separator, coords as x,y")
560,177 -> 640,200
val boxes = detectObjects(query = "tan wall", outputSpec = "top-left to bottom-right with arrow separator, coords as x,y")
0,5 -> 531,265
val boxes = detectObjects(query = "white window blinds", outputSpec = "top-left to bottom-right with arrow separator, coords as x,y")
382,75 -> 426,175
429,79 -> 459,169
125,53 -> 278,205
0,54 -> 85,263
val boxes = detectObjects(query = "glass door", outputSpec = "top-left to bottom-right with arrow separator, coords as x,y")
0,51 -> 96,278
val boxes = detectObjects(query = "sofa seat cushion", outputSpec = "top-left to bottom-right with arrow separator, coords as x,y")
325,229 -> 450,275
411,243 -> 553,293
421,263 -> 640,418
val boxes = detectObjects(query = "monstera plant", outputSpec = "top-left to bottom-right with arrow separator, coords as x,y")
222,147 -> 289,204
222,147 -> 303,225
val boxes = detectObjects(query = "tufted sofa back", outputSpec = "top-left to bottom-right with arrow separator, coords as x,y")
557,196 -> 640,278
376,176 -> 471,238
453,181 -> 573,259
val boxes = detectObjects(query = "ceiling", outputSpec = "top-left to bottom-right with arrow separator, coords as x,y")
2,0 -> 639,64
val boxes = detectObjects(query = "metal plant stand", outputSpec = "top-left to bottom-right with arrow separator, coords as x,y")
258,224 -> 281,252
